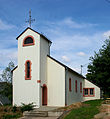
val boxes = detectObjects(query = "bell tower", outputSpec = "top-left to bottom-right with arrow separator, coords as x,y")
13,27 -> 52,107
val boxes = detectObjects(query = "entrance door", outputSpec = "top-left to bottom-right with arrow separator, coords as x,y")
42,84 -> 47,105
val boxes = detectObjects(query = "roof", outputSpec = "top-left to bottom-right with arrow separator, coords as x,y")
47,55 -> 85,79
0,95 -> 11,105
16,27 -> 52,43
11,66 -> 18,72
85,79 -> 100,88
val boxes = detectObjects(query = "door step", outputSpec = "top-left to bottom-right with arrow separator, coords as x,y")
23,111 -> 48,117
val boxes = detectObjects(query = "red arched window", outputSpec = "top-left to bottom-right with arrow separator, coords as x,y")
75,80 -> 77,93
25,60 -> 32,80
23,35 -> 35,47
80,82 -> 82,93
69,78 -> 72,92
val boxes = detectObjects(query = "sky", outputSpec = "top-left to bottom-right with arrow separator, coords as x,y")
0,0 -> 110,76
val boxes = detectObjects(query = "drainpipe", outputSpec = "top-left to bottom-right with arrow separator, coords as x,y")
65,67 -> 68,106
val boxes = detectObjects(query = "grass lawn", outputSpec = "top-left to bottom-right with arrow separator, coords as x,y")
64,100 -> 103,119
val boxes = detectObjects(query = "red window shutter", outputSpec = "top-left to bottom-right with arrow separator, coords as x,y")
75,80 -> 77,93
69,78 -> 71,91
80,82 -> 82,93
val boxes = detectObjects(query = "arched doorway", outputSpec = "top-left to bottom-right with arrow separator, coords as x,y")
42,84 -> 47,105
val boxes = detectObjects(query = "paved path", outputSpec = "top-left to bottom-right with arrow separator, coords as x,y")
20,117 -> 58,119
34,106 -> 59,111
19,106 -> 61,119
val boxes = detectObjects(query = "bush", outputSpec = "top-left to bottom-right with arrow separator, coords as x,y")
2,114 -> 20,119
12,106 -> 17,113
20,103 -> 35,112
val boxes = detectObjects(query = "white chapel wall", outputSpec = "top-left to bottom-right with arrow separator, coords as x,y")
66,70 -> 84,105
83,79 -> 100,101
40,37 -> 50,106
13,67 -> 19,106
13,29 -> 41,107
47,57 -> 65,107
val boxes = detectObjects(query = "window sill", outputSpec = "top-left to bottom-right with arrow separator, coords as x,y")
83,95 -> 94,97
23,43 -> 35,47
25,78 -> 31,80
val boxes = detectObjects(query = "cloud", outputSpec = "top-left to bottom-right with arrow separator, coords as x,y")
0,17 -> 105,76
58,17 -> 97,29
0,19 -> 15,30
103,30 -> 110,38
61,56 -> 70,62
39,18 -> 105,75
42,17 -> 97,32
0,34 -> 18,73
0,49 -> 17,67
77,52 -> 86,56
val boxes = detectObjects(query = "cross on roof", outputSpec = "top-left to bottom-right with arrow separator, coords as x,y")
25,10 -> 35,27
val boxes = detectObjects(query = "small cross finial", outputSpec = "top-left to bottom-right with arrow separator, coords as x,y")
25,10 -> 35,27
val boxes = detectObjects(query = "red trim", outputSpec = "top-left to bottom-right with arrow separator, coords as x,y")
80,82 -> 82,93
37,80 -> 41,83
42,84 -> 47,105
83,88 -> 95,97
23,35 -> 35,47
69,78 -> 72,92
75,80 -> 77,93
25,60 -> 32,80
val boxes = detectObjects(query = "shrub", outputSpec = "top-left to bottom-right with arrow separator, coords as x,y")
2,114 -> 20,119
12,106 -> 17,113
20,103 -> 35,112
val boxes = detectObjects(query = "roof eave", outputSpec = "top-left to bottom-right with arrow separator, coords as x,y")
16,27 -> 52,43
47,55 -> 85,79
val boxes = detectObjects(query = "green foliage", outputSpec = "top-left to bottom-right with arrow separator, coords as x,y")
2,114 -> 21,119
0,61 -> 15,103
20,103 -> 35,112
12,106 -> 17,113
0,105 -> 22,119
86,39 -> 110,97
1,61 -> 15,83
65,100 -> 103,119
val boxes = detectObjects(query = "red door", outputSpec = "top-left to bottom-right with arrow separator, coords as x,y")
42,84 -> 47,105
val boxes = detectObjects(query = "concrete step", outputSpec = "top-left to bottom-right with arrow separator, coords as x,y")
19,117 -> 58,119
23,111 -> 48,117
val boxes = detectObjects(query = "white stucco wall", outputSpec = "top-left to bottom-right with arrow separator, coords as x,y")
66,70 -> 84,105
40,37 -> 50,106
13,29 -> 41,107
47,57 -> 65,107
83,79 -> 100,101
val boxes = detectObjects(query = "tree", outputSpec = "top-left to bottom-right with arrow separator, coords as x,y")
86,39 -> 110,97
1,61 -> 14,83
0,61 -> 15,102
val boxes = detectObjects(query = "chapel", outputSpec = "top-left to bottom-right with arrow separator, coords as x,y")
12,27 -> 100,107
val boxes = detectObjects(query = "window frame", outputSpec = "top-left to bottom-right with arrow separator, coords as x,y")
23,35 -> 35,47
90,88 -> 94,96
83,88 -> 94,97
25,60 -> 32,80
69,78 -> 72,92
75,80 -> 77,93
80,82 -> 82,93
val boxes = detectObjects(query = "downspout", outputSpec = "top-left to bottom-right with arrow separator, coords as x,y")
65,67 -> 68,106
